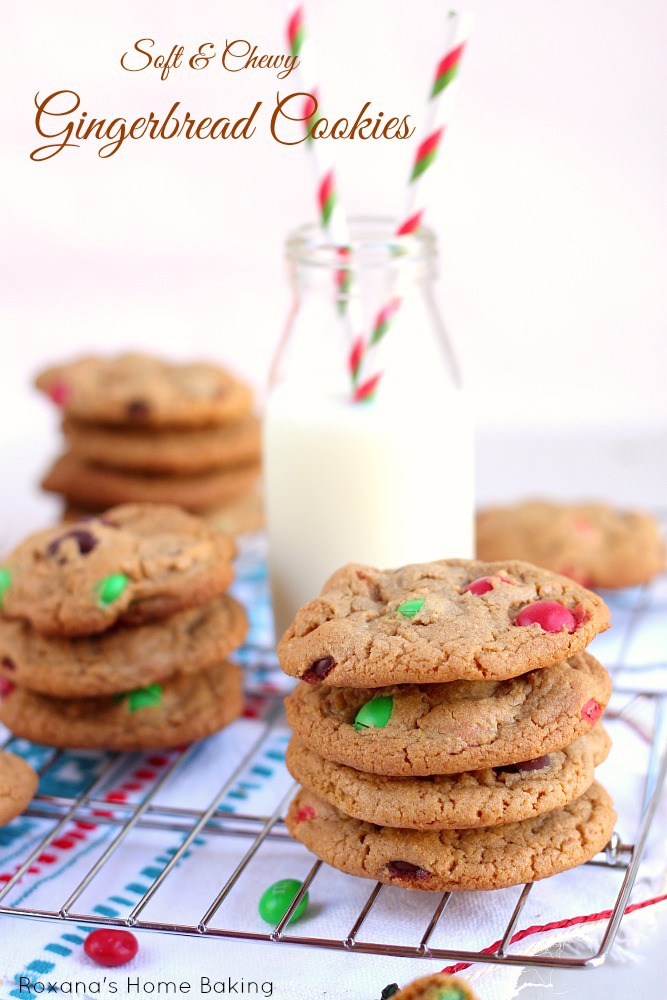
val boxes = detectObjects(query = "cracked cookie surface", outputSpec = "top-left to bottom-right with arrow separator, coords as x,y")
0,594 -> 247,698
0,503 -> 235,636
278,559 -> 610,687
285,652 -> 612,776
0,660 -> 243,750
476,500 -> 665,589
286,782 -> 616,891
285,724 -> 611,829
0,750 -> 38,826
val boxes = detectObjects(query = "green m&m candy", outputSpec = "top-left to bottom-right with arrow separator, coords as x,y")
125,684 -> 163,712
0,567 -> 11,609
396,598 -> 424,618
97,573 -> 129,606
354,695 -> 393,732
258,879 -> 309,926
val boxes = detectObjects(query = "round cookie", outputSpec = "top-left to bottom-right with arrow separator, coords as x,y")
0,594 -> 247,698
0,660 -> 243,750
0,504 -> 236,637
41,452 -> 260,512
476,500 -> 665,589
36,353 -> 253,428
0,750 -> 39,826
286,782 -> 616,891
285,724 -> 611,829
61,415 -> 262,475
285,652 -> 612,776
278,559 -> 610,687
394,974 -> 478,1000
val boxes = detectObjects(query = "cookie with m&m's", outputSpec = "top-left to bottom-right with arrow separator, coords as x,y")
0,660 -> 243,750
285,724 -> 611,829
0,594 -> 247,698
36,353 -> 253,428
0,504 -> 235,637
476,500 -> 665,589
286,782 -> 616,892
392,973 -> 478,1000
285,652 -> 612,776
278,559 -> 610,687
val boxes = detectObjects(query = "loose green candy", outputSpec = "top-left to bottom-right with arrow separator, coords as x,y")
0,567 -> 11,609
354,695 -> 393,731
97,573 -> 129,606
396,598 -> 424,618
258,879 -> 309,926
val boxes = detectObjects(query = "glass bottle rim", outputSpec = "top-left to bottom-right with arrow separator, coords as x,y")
285,215 -> 437,271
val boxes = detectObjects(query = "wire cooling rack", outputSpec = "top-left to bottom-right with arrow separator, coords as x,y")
0,565 -> 666,971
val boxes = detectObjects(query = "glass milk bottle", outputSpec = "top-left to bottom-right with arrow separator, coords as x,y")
264,217 -> 474,639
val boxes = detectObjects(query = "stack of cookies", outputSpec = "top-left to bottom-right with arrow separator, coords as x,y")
279,558 -> 616,892
0,504 -> 247,751
35,353 -> 263,535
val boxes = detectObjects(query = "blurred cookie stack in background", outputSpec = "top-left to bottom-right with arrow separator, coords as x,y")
279,558 -> 617,892
0,504 -> 247,750
36,353 -> 263,535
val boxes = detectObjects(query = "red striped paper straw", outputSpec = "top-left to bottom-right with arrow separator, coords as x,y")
286,4 -> 364,388
353,10 -> 472,402
286,5 -> 350,247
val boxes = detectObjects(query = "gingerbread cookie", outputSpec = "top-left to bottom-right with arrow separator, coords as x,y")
0,504 -> 235,636
285,652 -> 612,776
286,782 -> 616,891
41,452 -> 260,512
0,660 -> 243,750
393,974 -> 478,1000
285,724 -> 611,829
36,353 -> 253,428
278,559 -> 610,687
61,415 -> 261,475
0,750 -> 39,826
476,500 -> 665,589
0,594 -> 247,698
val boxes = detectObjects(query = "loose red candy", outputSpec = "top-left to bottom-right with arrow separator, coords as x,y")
84,929 -> 138,967
514,601 -> 577,633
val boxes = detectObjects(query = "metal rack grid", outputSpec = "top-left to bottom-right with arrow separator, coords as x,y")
0,579 -> 666,971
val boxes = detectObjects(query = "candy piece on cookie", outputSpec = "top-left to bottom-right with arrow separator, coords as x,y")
0,504 -> 236,637
285,652 -> 612,776
0,594 -> 247,698
0,660 -> 243,750
476,500 -> 665,589
286,783 -> 616,891
36,353 -> 253,428
0,750 -> 39,826
278,559 -> 610,687
285,725 -> 611,829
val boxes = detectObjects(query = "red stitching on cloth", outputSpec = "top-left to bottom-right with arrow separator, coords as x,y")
440,892 -> 667,974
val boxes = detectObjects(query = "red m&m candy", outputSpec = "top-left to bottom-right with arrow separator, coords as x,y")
514,601 -> 577,633
83,929 -> 138,967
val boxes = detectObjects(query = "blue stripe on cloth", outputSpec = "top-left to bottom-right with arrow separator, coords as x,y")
44,943 -> 71,957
